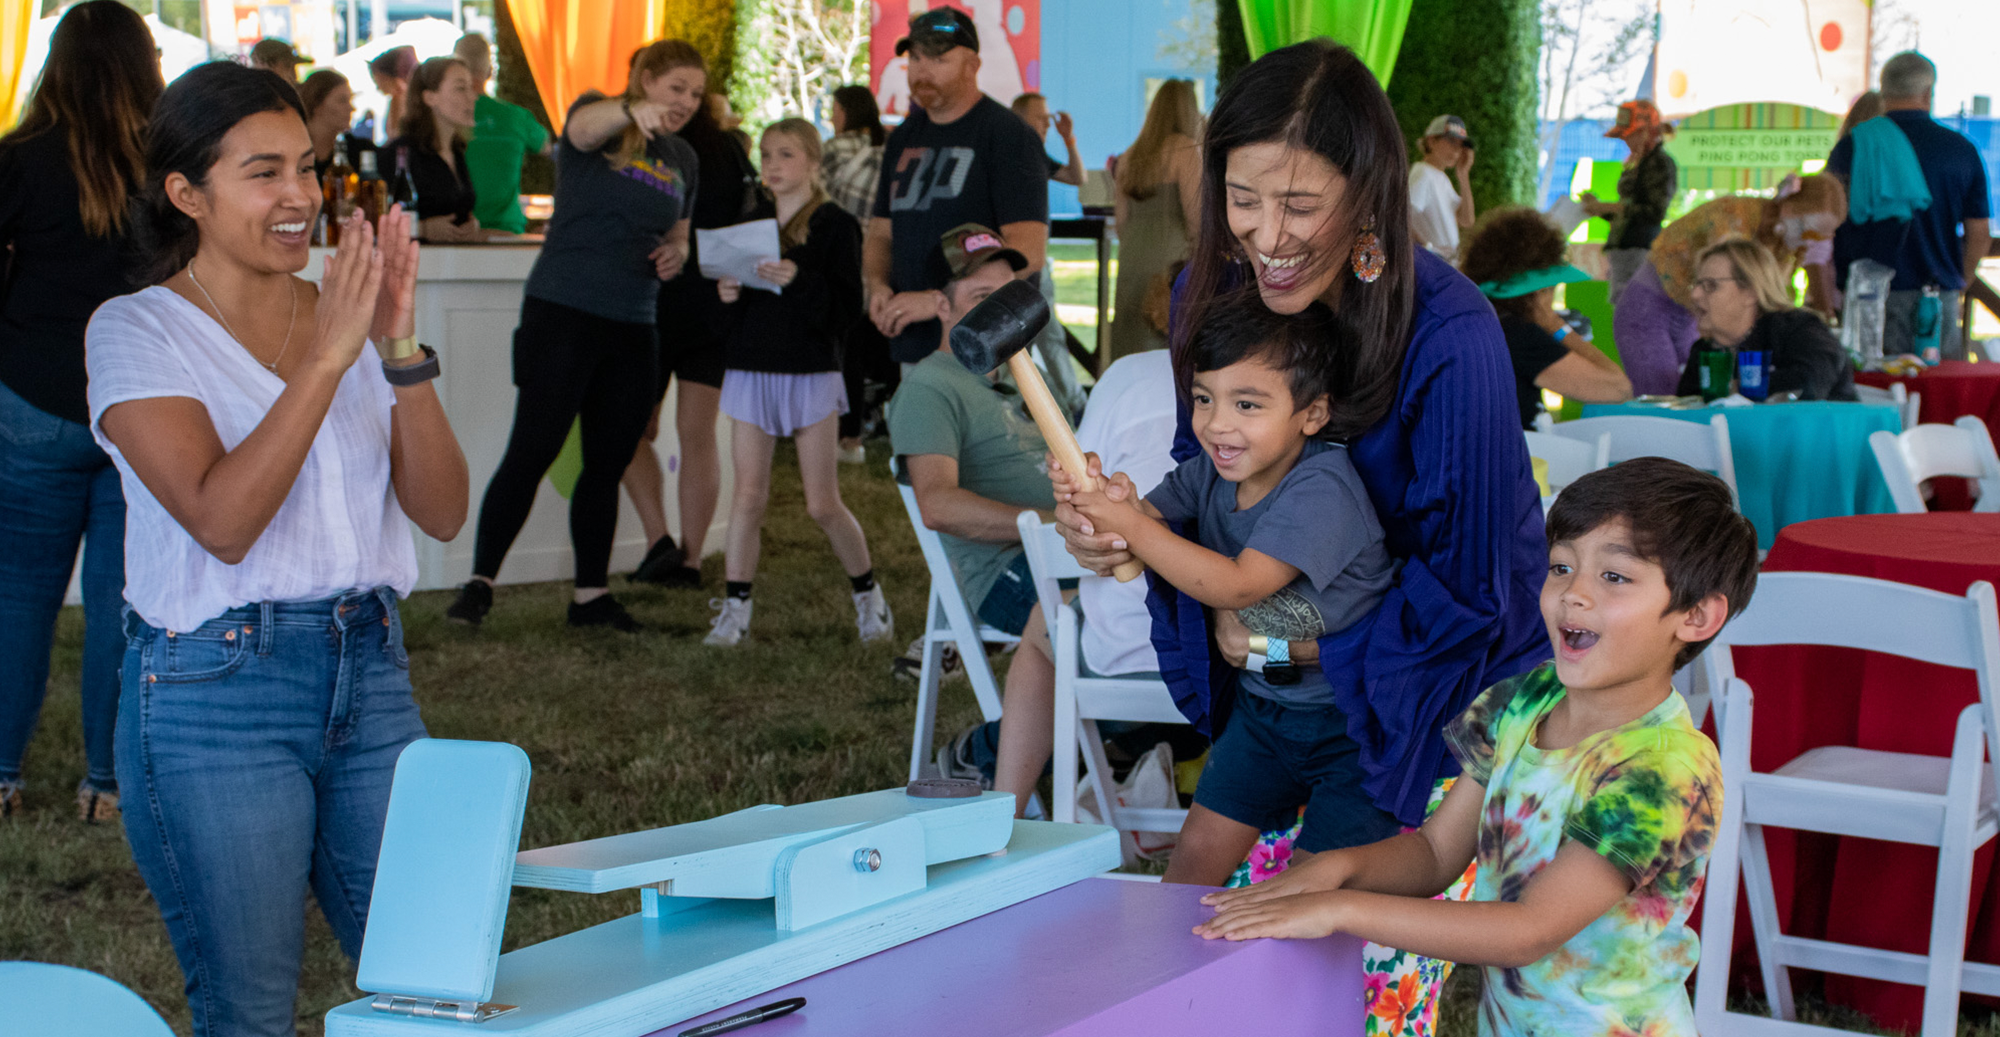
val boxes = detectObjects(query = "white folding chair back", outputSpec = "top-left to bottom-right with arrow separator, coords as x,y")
1907,390 -> 1924,431
1855,380 -> 1908,412
1694,573 -> 2000,1037
1869,416 -> 2000,514
1015,512 -> 1190,838
1523,429 -> 1609,498
1551,414 -> 1740,508
894,462 -> 1020,781
0,962 -> 175,1037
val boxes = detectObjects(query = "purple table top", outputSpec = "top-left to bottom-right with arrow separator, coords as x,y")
653,876 -> 1367,1037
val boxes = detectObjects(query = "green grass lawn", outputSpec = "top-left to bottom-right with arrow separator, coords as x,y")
0,438 -> 986,1034
0,434 -> 1947,1037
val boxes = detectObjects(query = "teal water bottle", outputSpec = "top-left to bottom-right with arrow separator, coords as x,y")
1915,286 -> 1943,365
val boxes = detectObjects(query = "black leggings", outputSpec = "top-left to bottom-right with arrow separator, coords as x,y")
471,295 -> 659,588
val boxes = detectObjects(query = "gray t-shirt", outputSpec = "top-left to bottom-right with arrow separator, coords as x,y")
1146,440 -> 1394,704
524,95 -> 699,325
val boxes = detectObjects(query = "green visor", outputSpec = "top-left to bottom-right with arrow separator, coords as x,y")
1477,263 -> 1593,299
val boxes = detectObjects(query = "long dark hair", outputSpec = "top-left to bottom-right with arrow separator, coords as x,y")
0,1 -> 162,237
1173,40 -> 1415,442
400,57 -> 468,152
830,85 -> 886,146
297,69 -> 351,124
135,62 -> 307,285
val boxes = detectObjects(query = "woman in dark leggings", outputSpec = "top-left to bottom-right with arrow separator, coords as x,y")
624,86 -> 760,589
448,39 -> 703,632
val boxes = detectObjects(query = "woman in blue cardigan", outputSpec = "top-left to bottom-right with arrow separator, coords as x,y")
1056,40 -> 1548,869
1054,41 -> 1547,1033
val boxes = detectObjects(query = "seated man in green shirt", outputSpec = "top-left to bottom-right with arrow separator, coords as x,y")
887,223 -> 1066,795
887,224 -> 1055,641
454,33 -> 552,235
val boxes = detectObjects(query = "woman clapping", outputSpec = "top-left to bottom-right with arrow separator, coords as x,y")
89,61 -> 466,1036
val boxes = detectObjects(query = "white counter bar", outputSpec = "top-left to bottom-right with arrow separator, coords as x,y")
305,243 -> 733,592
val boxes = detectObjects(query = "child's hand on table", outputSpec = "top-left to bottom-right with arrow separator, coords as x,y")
1194,889 -> 1352,942
1200,847 -> 1347,912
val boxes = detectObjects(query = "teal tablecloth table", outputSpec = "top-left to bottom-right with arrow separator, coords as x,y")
1577,401 -> 1903,548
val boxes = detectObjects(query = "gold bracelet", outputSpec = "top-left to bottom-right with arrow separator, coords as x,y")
1246,634 -> 1269,656
381,335 -> 422,361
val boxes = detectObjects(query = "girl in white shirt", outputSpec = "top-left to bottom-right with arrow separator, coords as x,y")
87,61 -> 466,1037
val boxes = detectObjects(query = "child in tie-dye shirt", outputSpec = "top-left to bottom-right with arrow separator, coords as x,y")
1196,458 -> 1761,1037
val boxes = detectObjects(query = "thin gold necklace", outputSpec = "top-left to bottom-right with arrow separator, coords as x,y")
186,259 -> 297,373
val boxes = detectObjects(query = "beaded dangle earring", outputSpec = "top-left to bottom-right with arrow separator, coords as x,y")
1350,219 -> 1386,284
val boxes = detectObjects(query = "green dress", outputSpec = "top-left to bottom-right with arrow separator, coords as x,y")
1109,184 -> 1188,363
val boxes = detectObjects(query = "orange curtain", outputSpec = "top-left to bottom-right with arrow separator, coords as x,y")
1,0 -> 34,128
509,0 -> 667,133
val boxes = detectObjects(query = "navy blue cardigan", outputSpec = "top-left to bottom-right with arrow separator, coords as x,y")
1149,249 -> 1552,826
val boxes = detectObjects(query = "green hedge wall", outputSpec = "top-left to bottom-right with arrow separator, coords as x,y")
1383,0 -> 1541,211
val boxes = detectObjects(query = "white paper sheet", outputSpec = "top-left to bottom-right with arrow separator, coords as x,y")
696,219 -> 784,294
1545,196 -> 1589,237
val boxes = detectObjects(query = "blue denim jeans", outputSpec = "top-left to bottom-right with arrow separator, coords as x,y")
0,378 -> 125,791
117,587 -> 427,1037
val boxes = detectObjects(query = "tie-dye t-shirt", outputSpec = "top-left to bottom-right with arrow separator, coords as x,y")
1442,664 -> 1721,1037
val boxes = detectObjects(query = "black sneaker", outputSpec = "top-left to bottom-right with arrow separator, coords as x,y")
631,537 -> 685,584
446,580 -> 493,626
568,594 -> 643,632
655,564 -> 704,590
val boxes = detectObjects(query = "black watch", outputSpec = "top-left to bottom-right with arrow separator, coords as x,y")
382,344 -> 440,386
1264,663 -> 1302,686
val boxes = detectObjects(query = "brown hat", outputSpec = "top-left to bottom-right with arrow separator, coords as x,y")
1605,99 -> 1663,139
932,223 -> 1028,284
250,38 -> 307,68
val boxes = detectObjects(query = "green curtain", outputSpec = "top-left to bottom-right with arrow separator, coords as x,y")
1235,0 -> 1415,86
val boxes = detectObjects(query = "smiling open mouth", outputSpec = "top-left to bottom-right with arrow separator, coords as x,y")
1560,626 -> 1600,652
270,221 -> 308,234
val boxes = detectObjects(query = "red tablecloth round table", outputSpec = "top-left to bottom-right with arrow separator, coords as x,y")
1856,362 -> 2000,434
1731,513 -> 2000,1030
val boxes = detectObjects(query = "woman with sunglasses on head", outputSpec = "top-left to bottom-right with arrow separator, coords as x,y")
88,60 -> 466,1035
0,1 -> 162,823
449,39 -> 701,632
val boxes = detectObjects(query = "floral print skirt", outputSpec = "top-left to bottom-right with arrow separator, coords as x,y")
1223,777 -> 1477,1037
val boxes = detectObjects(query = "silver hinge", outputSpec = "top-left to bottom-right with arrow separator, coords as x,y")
369,994 -> 520,1023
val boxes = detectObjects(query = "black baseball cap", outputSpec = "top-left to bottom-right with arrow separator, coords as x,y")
896,8 -> 979,56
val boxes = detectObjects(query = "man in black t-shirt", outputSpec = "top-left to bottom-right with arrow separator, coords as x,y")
864,7 -> 1050,365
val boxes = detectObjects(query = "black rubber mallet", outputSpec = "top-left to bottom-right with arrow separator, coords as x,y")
949,279 -> 1143,582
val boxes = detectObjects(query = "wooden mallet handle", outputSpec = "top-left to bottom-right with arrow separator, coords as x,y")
1006,352 -> 1146,583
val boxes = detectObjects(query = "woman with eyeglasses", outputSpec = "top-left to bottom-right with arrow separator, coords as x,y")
1676,237 -> 1856,401
0,0 -> 162,823
1612,175 -> 1847,396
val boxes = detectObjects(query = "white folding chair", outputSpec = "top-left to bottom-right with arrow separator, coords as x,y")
1694,574 -> 2000,1037
1523,429 -> 1609,500
1552,414 -> 1741,509
1868,416 -> 2000,515
1015,512 -> 1190,838
1854,382 -> 1923,429
894,459 -> 1020,781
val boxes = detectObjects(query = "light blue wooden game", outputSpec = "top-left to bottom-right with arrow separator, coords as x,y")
326,740 -> 1120,1036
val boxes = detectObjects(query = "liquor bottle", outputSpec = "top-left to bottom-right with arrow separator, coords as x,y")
316,173 -> 337,246
389,146 -> 421,239
356,150 -> 383,225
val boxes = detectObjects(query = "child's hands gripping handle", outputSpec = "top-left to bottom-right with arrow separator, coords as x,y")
1005,351 -> 1144,583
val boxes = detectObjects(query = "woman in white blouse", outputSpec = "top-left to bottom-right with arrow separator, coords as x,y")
86,62 -> 466,1036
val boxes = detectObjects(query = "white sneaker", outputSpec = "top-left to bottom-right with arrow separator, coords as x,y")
854,584 -> 894,644
704,596 -> 752,646
837,443 -> 867,465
